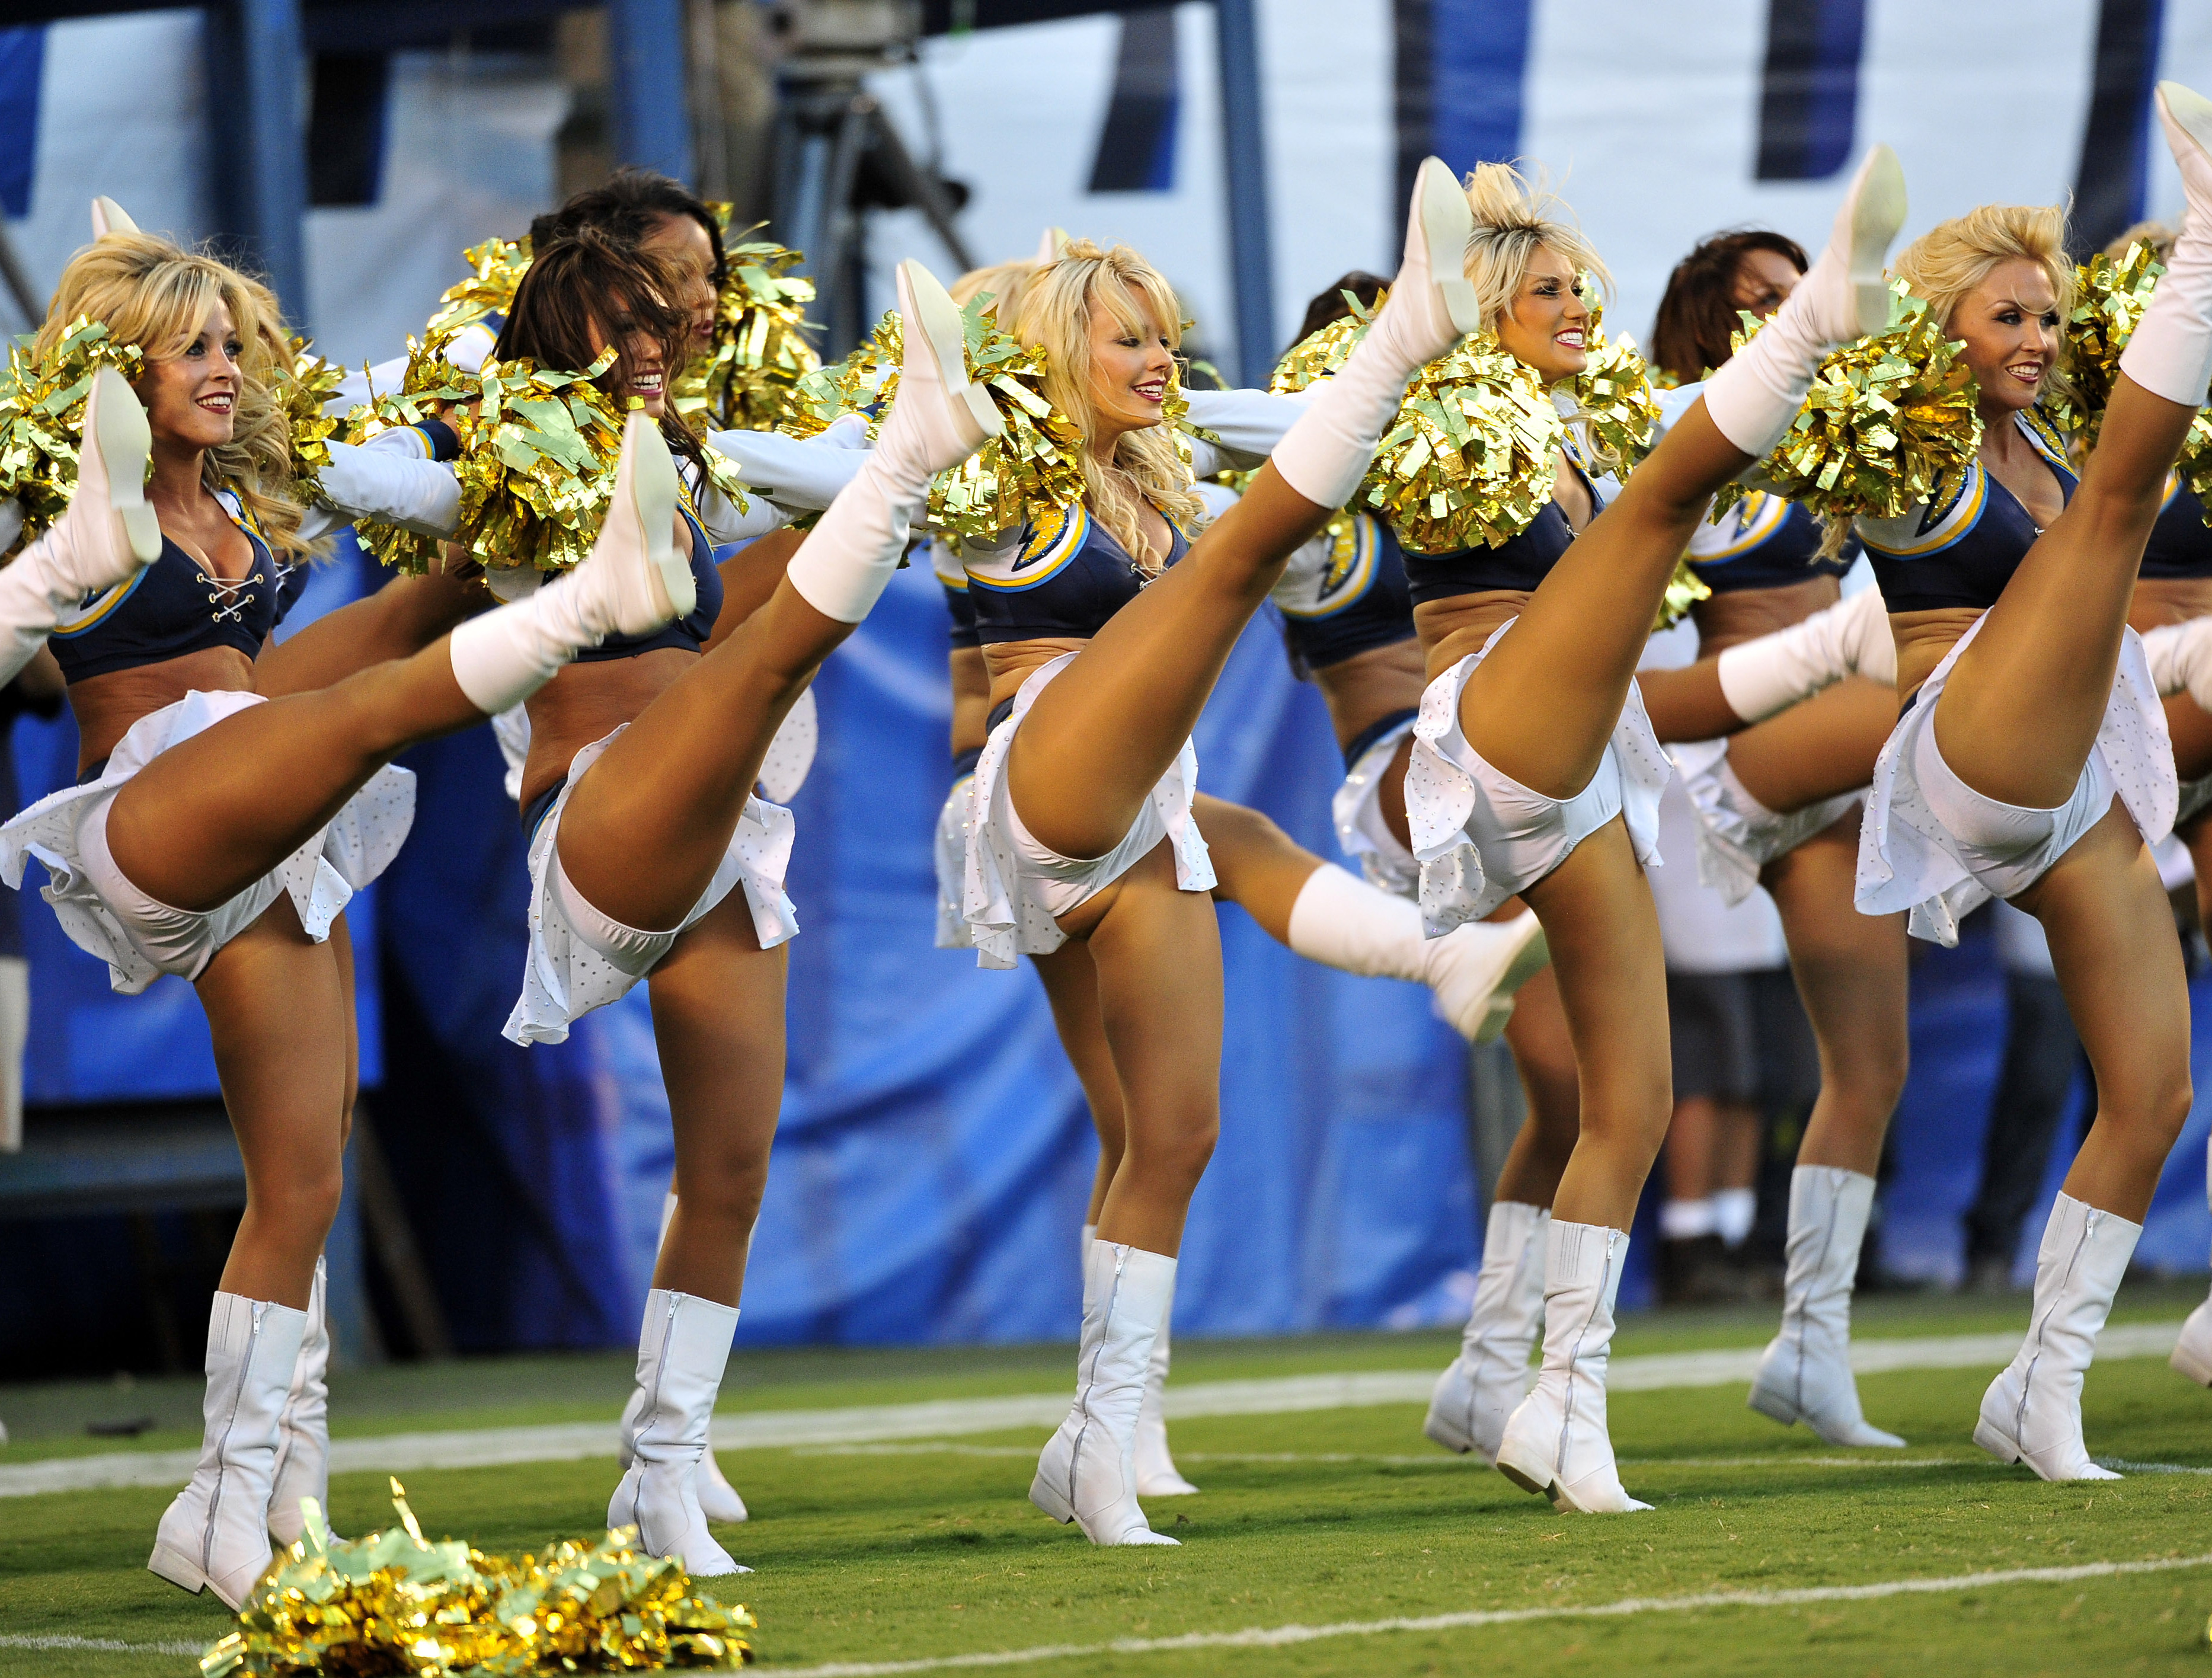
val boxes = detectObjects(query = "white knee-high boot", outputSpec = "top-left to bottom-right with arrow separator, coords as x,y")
267,1256 -> 336,1543
616,1194 -> 750,1524
1976,1193 -> 2140,1481
447,411 -> 689,714
1700,146 -> 1906,459
2121,84 -> 2212,408
1748,1168 -> 1904,1447
1078,1222 -> 1193,1496
1032,1240 -> 1181,1545
2170,1136 -> 2212,1385
1269,156 -> 1479,512
148,1294 -> 310,1607
1494,1221 -> 1650,1513
608,1289 -> 747,1574
1425,1200 -> 1549,1463
1285,864 -> 1549,1042
0,366 -> 160,688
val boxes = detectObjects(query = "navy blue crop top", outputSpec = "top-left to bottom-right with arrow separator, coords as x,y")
2140,474 -> 2212,580
1397,457 -> 1602,609
1274,513 -> 1415,670
573,491 -> 723,661
1859,413 -> 2076,613
1685,492 -> 1857,592
50,492 -> 309,683
962,502 -> 1190,642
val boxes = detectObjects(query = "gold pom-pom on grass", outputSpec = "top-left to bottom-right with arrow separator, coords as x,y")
1714,282 -> 1981,535
672,215 -> 821,434
198,1479 -> 755,1677
0,317 -> 147,556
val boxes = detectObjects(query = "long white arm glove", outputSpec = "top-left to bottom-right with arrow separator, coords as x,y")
1182,388 -> 1315,469
706,413 -> 873,513
301,432 -> 461,544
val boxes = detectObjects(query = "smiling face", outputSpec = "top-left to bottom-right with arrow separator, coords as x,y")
638,212 -> 720,362
1084,280 -> 1177,445
1730,247 -> 1801,319
1492,245 -> 1590,382
1949,257 -> 2061,417
587,298 -> 671,418
138,300 -> 242,450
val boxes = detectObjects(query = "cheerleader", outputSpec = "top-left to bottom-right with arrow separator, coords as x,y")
0,232 -> 701,1606
469,236 -> 993,1572
1373,151 -> 1906,1512
1629,230 -> 1914,1448
1851,84 -> 2212,1480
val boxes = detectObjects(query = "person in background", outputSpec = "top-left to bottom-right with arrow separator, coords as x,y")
0,648 -> 63,1155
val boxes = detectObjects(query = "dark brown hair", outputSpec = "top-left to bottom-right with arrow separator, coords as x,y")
530,167 -> 728,287
1648,230 -> 1810,385
1292,270 -> 1390,352
492,227 -> 706,474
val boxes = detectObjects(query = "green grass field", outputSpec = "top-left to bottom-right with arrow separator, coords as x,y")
7,1284 -> 2212,1677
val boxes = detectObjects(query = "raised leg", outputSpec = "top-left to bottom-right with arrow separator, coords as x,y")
1726,680 -> 1900,816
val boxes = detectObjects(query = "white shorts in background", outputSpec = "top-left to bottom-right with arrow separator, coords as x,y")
492,686 -> 819,807
0,690 -> 413,993
935,770 -> 976,950
1856,618 -> 2176,946
1331,715 -> 1420,900
504,726 -> 799,1044
2176,769 -> 2212,831
960,653 -> 1214,970
1405,620 -> 1670,934
1669,736 -> 1861,907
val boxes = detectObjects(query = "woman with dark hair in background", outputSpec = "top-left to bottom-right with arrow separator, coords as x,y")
1629,226 -> 1915,1447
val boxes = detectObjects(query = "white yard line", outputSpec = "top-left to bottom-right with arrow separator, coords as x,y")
0,1634 -> 203,1655
0,1321 -> 2182,1498
765,1552 -> 2212,1677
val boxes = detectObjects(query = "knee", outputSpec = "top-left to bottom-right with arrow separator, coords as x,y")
1124,1113 -> 1219,1198
677,1147 -> 772,1227
2113,1070 -> 2195,1156
255,1163 -> 344,1245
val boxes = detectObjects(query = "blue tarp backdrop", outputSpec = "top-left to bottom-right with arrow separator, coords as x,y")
14,539 -> 2212,1352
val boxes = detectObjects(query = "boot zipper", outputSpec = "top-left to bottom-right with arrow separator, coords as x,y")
204,1302 -> 263,1573
638,1293 -> 682,1548
1067,1250 -> 1126,1507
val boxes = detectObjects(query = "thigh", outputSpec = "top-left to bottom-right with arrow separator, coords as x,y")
105,688 -> 394,912
1080,841 -> 1225,1134
1728,677 -> 1897,811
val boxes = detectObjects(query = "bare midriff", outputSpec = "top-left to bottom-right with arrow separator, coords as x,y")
983,638 -> 1091,711
1890,606 -> 1987,703
1310,637 -> 1428,754
1689,574 -> 1842,656
71,647 -> 255,774
518,647 -> 698,813
1413,590 -> 1530,681
2128,575 -> 2212,635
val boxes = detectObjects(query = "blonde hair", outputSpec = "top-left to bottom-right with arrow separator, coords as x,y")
1011,239 -> 1203,568
40,233 -> 319,558
1892,204 -> 2079,411
951,258 -> 1042,328
2106,218 -> 2176,263
1459,162 -> 1613,340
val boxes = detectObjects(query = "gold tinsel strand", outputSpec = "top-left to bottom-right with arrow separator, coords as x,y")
2048,239 -> 2163,448
344,341 -> 749,576
672,212 -> 821,433
1566,290 -> 1663,477
199,1480 -> 754,1677
423,236 -> 534,352
1713,282 -> 1981,531
779,299 -> 1089,546
273,334 -> 346,507
0,317 -> 148,555
1360,335 -> 1562,554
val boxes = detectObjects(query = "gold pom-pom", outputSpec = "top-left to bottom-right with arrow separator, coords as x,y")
1268,297 -> 1372,395
199,1481 -> 755,1677
778,298 -> 1087,546
1568,292 -> 1663,477
0,317 -> 148,557
1716,283 -> 1982,530
1655,555 -> 1711,634
423,236 -> 533,351
272,334 -> 346,506
672,216 -> 821,434
2049,239 -> 2163,448
1361,336 -> 1563,555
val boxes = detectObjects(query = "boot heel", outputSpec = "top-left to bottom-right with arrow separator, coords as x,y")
1972,1414 -> 2020,1464
1028,1470 -> 1076,1524
146,1542 -> 210,1596
2170,1329 -> 2212,1387
1746,1379 -> 1799,1428
1491,1438 -> 1552,1500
